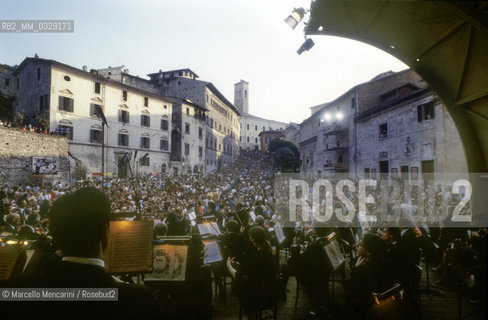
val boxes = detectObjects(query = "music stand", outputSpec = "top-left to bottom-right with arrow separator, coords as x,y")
420,247 -> 445,297
145,236 -> 191,284
323,232 -> 346,300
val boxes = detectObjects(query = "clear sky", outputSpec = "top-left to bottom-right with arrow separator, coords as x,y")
1,0 -> 408,123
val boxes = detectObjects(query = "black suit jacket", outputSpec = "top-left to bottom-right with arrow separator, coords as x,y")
1,259 -> 157,320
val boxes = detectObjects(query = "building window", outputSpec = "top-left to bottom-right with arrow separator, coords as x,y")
139,157 -> 150,166
122,90 -> 127,101
118,110 -> 130,123
255,137 -> 258,143
371,168 -> 377,179
58,125 -> 73,141
90,104 -> 102,117
89,129 -> 102,143
118,133 -> 129,146
247,136 -> 250,143
144,97 -> 148,107
263,126 -> 265,131
265,137 -> 270,143
37,67 -> 41,81
240,136 -> 242,141
379,123 -> 388,138
417,102 -> 435,122
351,97 -> 356,109
186,107 -> 190,115
161,119 -> 169,130
247,124 -> 249,130
39,94 -> 49,112
58,96 -> 74,112
141,115 -> 150,127
185,123 -> 190,134
160,139 -> 169,151
198,127 -> 203,139
364,168 -> 370,177
64,75 -> 70,81
199,146 -> 203,157
94,82 -> 101,94
245,90 -> 247,98
184,143 -> 190,156
219,124 -> 221,131
255,125 -> 257,131
140,137 -> 150,149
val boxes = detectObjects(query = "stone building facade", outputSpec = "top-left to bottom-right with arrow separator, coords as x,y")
0,126 -> 69,185
297,69 -> 468,179
234,80 -> 288,150
170,99 -> 207,175
147,69 -> 240,171
11,57 -> 177,178
355,84 -> 467,182
258,130 -> 286,151
0,67 -> 16,99
240,114 -> 288,150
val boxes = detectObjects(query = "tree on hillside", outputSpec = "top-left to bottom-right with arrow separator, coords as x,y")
268,138 -> 300,172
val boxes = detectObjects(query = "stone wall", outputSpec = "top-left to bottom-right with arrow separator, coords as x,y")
0,126 -> 69,185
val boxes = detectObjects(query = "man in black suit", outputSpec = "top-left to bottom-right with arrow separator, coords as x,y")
18,212 -> 40,240
1,187 -> 157,320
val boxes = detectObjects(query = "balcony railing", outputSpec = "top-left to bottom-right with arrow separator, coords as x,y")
323,125 -> 348,135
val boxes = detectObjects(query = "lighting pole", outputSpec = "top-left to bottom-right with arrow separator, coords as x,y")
102,123 -> 105,180
94,105 -> 108,188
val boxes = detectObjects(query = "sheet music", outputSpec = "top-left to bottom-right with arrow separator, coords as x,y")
150,244 -> 188,281
22,249 -> 35,273
274,222 -> 285,244
0,246 -> 22,281
210,222 -> 220,234
104,220 -> 154,274
324,239 -> 345,271
203,240 -> 223,264
188,211 -> 197,226
198,223 -> 220,235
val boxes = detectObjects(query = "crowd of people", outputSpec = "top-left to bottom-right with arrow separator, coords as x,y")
0,119 -> 72,136
1,149 -> 487,319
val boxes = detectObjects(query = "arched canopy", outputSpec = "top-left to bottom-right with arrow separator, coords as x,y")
306,0 -> 488,172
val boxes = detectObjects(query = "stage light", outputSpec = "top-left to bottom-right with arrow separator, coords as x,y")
297,38 -> 315,55
284,8 -> 306,30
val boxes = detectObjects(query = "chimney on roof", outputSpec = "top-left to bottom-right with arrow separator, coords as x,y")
34,53 -> 39,58
82,65 -> 88,72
